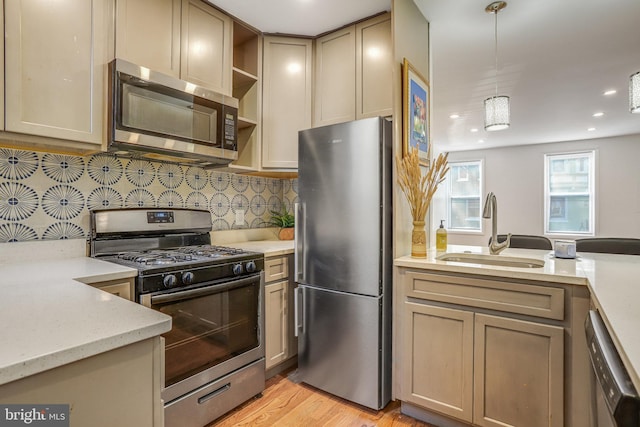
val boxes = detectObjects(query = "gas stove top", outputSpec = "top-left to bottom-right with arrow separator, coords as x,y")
110,245 -> 253,268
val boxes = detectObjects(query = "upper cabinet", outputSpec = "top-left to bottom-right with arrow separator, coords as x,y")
115,0 -> 232,96
4,0 -> 114,148
115,0 -> 181,78
0,2 -> 4,132
313,13 -> 392,127
180,0 -> 232,96
262,36 -> 312,170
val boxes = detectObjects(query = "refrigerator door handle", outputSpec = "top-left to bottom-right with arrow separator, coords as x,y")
294,202 -> 304,283
294,286 -> 303,337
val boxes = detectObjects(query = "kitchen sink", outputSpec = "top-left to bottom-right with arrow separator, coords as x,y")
436,252 -> 545,268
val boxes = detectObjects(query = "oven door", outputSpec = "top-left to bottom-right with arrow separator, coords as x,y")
141,273 -> 264,403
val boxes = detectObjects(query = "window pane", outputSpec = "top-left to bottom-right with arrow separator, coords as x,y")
448,161 -> 482,231
549,156 -> 591,193
545,152 -> 594,235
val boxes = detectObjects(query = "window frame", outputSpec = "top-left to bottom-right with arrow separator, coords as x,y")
446,159 -> 484,233
543,150 -> 595,236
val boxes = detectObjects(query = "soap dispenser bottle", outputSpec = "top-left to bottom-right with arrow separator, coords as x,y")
436,220 -> 447,251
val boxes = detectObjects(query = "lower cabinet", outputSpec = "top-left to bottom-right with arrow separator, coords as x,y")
264,254 -> 297,372
397,269 -> 586,427
0,337 -> 164,427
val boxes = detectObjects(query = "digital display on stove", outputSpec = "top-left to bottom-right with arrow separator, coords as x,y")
147,211 -> 174,223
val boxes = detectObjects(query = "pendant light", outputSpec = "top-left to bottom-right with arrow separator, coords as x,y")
484,1 -> 510,131
631,71 -> 640,114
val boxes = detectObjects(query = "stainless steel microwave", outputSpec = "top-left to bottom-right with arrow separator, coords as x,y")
107,59 -> 238,167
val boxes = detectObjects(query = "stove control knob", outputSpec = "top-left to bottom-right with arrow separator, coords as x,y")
233,263 -> 244,275
182,271 -> 195,285
163,274 -> 177,288
245,261 -> 257,273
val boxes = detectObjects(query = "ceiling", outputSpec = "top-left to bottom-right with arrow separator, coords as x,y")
207,0 -> 640,152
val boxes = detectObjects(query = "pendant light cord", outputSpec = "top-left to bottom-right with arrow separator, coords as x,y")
494,9 -> 499,97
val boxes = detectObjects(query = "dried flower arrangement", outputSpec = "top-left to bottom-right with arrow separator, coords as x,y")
396,146 -> 450,222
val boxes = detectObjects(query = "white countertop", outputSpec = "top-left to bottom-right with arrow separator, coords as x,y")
0,257 -> 171,386
395,245 -> 640,391
226,239 -> 294,257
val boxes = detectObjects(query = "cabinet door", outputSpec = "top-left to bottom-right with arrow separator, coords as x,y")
262,36 -> 312,169
265,280 -> 288,369
5,0 -> 114,145
181,0 -> 232,95
402,302 -> 474,423
355,13 -> 392,119
313,26 -> 356,127
474,314 -> 564,427
0,1 -> 4,131
116,0 -> 181,78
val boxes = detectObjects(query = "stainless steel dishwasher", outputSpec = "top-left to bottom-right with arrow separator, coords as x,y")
585,310 -> 640,427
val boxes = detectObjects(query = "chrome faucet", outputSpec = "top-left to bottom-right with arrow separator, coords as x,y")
482,192 -> 511,255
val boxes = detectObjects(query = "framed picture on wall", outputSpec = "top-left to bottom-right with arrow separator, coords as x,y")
402,58 -> 430,166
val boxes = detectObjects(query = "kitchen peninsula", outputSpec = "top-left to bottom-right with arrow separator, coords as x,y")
0,246 -> 171,427
394,245 -> 640,427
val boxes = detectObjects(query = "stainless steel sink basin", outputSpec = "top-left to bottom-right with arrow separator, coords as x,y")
436,252 -> 545,268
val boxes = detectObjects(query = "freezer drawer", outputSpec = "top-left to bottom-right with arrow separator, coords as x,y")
296,285 -> 390,410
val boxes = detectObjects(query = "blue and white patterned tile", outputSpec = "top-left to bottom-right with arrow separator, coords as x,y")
0,222 -> 38,242
185,191 -> 209,210
250,176 -> 267,194
86,187 -> 124,210
249,194 -> 267,217
267,196 -> 282,214
87,155 -> 123,186
125,159 -> 156,187
0,149 -> 39,181
230,194 -> 249,214
266,178 -> 282,196
230,174 -> 250,193
212,218 -> 230,231
210,171 -> 230,191
209,193 -> 230,218
158,190 -> 184,208
0,182 -> 39,221
125,188 -> 156,208
42,222 -> 85,240
157,163 -> 184,189
41,185 -> 85,220
185,166 -> 209,191
41,154 -> 84,183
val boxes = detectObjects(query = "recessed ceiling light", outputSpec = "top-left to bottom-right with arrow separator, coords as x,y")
478,139 -> 485,143
593,112 -> 604,117
470,128 -> 479,133
603,90 -> 617,96
587,127 -> 596,132
449,114 -> 460,119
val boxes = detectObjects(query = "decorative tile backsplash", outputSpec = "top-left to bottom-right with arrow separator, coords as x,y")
0,148 -> 298,242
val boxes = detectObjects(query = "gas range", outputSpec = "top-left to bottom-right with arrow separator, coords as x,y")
89,208 -> 264,295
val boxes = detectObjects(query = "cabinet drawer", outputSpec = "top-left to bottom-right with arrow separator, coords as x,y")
405,271 -> 564,320
90,279 -> 133,301
265,256 -> 289,282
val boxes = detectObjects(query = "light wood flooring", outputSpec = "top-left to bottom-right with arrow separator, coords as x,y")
209,369 -> 435,427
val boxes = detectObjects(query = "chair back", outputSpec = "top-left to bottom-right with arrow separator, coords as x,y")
489,234 -> 553,250
575,238 -> 640,255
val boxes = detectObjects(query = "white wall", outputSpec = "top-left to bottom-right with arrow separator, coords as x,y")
430,133 -> 640,246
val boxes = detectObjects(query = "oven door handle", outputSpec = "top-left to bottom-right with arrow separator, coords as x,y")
148,275 -> 259,305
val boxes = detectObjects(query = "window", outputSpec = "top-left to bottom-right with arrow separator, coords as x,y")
447,160 -> 482,231
544,151 -> 595,235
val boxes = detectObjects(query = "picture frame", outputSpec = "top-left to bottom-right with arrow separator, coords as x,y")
402,58 -> 430,166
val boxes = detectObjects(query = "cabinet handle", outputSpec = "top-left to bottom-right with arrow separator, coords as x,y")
197,383 -> 231,405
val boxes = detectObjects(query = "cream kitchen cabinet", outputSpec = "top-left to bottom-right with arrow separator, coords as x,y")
264,254 -> 297,373
313,13 -> 392,127
262,36 -> 312,170
89,278 -> 134,301
115,0 -> 181,78
0,3 -> 4,131
0,337 -> 164,427
115,0 -> 232,96
4,0 -> 114,148
397,269 -> 590,427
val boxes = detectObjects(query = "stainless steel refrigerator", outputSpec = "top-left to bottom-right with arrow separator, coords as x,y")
294,117 -> 392,410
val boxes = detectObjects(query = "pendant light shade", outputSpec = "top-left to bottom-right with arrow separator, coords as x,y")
485,96 -> 510,131
484,1 -> 510,131
631,71 -> 640,114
